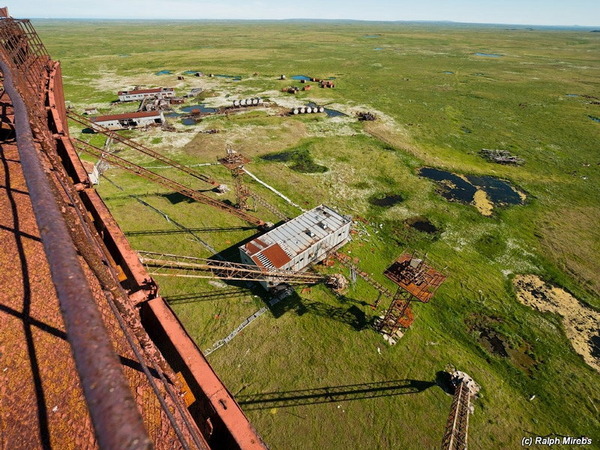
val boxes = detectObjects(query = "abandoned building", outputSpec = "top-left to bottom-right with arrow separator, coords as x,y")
239,205 -> 352,289
117,87 -> 175,102
91,110 -> 164,130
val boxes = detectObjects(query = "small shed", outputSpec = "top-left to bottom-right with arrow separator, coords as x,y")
117,87 -> 175,102
91,110 -> 164,130
239,205 -> 352,289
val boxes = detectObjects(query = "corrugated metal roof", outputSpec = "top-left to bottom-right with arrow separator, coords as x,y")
92,110 -> 162,122
241,205 -> 350,269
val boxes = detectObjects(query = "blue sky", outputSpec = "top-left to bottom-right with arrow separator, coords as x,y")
10,0 -> 600,26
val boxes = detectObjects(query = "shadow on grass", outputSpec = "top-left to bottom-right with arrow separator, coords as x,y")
125,226 -> 255,236
268,291 -> 376,331
237,379 -> 435,410
164,288 -> 249,304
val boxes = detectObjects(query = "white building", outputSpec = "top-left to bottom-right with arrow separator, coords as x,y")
91,110 -> 164,130
117,87 -> 175,102
239,205 -> 352,289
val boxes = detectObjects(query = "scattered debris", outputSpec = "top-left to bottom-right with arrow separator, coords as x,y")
357,112 -> 376,121
480,149 -> 525,165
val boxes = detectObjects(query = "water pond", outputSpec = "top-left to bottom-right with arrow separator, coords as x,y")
588,115 -> 600,123
292,75 -> 312,81
181,104 -> 219,114
368,193 -> 404,207
405,216 -> 438,234
307,102 -> 347,118
155,70 -> 173,75
419,167 -> 524,213
215,74 -> 242,81
474,52 -> 502,58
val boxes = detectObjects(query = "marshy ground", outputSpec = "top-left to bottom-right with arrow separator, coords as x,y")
41,19 -> 600,449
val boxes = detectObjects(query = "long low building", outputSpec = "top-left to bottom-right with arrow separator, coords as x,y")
239,204 -> 352,288
91,110 -> 164,130
118,87 -> 175,102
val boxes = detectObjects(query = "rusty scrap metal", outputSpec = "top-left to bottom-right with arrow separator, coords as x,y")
68,110 -> 224,188
138,250 -> 331,285
0,59 -> 152,449
74,138 -> 267,228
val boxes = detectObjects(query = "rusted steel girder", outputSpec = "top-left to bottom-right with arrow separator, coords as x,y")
0,60 -> 152,450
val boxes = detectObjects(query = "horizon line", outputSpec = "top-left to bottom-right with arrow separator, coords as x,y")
24,17 -> 600,28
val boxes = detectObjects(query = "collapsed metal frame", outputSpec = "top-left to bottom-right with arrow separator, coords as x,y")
378,253 -> 446,337
139,250 -> 329,284
68,110 -> 224,188
74,137 -> 268,228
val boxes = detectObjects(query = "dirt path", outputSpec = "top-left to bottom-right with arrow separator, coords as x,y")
513,275 -> 600,373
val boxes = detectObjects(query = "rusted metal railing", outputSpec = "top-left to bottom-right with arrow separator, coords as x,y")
1,59 -> 152,450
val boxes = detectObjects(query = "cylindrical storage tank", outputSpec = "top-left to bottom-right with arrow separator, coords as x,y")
257,98 -> 263,104
240,99 -> 247,106
319,106 -> 325,113
292,108 -> 299,115
252,98 -> 259,105
299,107 -> 306,114
233,100 -> 239,107
306,107 -> 313,114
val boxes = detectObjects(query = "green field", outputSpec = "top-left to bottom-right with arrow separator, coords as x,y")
37,20 -> 600,449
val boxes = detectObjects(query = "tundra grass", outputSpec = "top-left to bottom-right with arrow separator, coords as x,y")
37,19 -> 600,449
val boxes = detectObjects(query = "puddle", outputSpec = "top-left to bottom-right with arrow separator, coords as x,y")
183,70 -> 202,75
261,148 -> 328,173
215,74 -> 242,81
589,115 -> 600,123
443,71 -> 454,74
374,48 -> 383,51
165,112 -> 183,118
466,175 -> 523,206
182,118 -> 197,126
591,335 -> 600,359
405,216 -> 438,234
565,94 -> 579,97
307,102 -> 347,117
474,52 -> 502,58
118,54 -> 130,58
514,275 -> 600,373
466,314 -> 537,374
363,34 -> 381,38
419,167 -> 525,215
181,104 -> 219,114
369,193 -> 404,207
292,75 -> 312,81
419,167 -> 477,203
155,70 -> 173,75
